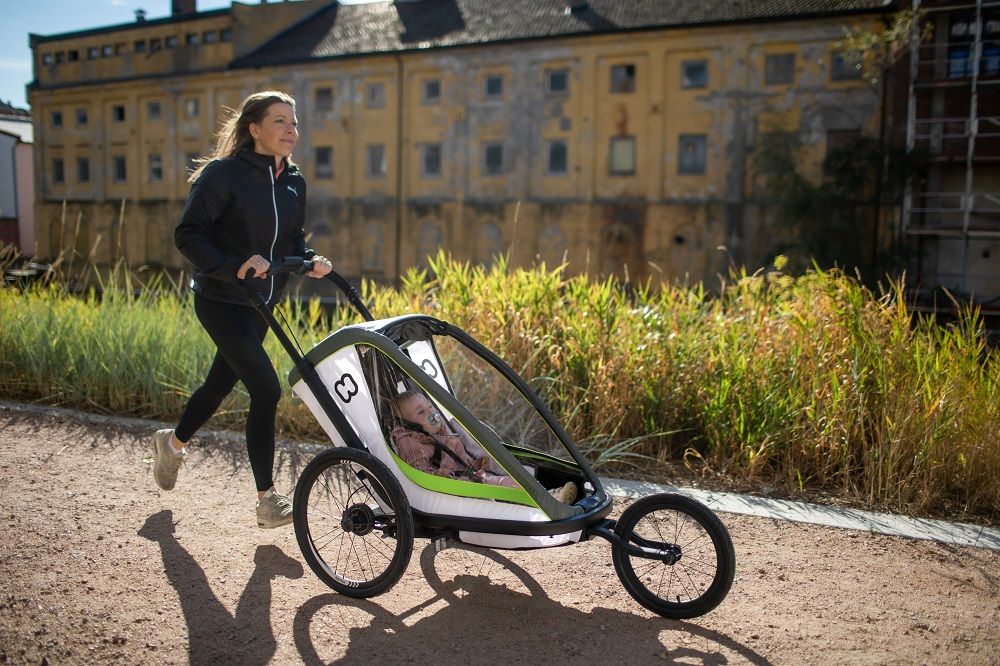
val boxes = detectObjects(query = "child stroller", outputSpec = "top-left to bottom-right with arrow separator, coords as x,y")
247,258 -> 735,619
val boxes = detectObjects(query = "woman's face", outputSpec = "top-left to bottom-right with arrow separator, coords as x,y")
400,394 -> 444,435
250,102 -> 298,161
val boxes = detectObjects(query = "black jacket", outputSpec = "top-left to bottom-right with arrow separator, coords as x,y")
175,150 -> 315,306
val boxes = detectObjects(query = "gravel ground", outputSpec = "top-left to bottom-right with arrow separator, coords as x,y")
0,409 -> 997,665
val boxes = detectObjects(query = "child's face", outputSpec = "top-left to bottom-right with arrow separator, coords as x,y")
399,394 -> 444,435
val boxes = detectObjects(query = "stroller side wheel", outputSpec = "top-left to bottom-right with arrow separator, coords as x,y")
293,447 -> 414,598
611,493 -> 735,619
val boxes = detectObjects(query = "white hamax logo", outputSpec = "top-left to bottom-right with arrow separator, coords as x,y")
287,185 -> 298,196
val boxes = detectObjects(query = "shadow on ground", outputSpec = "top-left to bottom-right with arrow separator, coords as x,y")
138,510 -> 303,664
292,544 -> 772,665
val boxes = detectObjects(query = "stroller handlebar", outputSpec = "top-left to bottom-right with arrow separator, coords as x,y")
242,256 -> 375,322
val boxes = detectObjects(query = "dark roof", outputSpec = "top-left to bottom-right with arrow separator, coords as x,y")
236,0 -> 894,68
30,8 -> 230,45
0,100 -> 31,118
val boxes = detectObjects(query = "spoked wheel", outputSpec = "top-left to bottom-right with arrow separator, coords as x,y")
611,493 -> 735,619
293,447 -> 414,598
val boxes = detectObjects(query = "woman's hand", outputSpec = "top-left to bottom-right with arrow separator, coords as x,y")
237,254 -> 270,279
308,256 -> 333,278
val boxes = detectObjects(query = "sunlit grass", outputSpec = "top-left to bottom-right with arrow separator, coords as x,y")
1,246 -> 997,521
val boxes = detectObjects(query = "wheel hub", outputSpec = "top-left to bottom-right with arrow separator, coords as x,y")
662,544 -> 681,565
341,503 -> 376,536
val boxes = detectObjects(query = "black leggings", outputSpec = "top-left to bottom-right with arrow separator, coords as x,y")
175,294 -> 281,492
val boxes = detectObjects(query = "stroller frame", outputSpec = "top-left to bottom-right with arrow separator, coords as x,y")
245,259 -> 735,619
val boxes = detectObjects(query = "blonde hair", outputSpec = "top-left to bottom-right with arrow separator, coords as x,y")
188,90 -> 297,182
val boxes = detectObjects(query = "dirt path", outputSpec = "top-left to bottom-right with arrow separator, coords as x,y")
0,408 -> 997,665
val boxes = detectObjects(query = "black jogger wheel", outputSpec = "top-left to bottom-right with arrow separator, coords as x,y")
293,447 -> 414,597
611,493 -> 735,619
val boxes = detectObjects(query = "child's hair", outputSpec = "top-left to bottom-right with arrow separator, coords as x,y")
389,390 -> 424,420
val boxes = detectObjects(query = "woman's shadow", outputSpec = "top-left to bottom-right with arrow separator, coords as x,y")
293,543 -> 772,666
138,510 -> 303,665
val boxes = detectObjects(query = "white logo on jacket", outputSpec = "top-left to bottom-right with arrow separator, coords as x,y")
286,185 -> 298,196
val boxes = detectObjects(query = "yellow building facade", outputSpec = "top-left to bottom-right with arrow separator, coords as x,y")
29,0 -> 890,284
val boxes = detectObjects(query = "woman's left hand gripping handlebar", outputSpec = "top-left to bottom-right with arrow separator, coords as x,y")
307,255 -> 333,278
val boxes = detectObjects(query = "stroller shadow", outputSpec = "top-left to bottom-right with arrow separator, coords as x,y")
293,543 -> 772,666
138,510 -> 303,664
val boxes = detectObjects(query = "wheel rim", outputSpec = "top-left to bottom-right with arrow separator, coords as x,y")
621,505 -> 721,607
303,457 -> 403,588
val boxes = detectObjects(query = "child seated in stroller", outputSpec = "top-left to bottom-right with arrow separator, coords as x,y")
389,391 -> 577,504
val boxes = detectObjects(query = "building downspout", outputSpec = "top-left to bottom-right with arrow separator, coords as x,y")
394,52 -> 404,286
872,13 -> 890,280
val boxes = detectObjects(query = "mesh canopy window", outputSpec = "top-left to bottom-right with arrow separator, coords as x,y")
360,331 -> 578,469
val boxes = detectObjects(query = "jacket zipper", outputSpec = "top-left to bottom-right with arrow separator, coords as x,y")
267,165 -> 280,304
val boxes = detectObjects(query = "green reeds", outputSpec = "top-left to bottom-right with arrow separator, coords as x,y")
1,245 -> 996,521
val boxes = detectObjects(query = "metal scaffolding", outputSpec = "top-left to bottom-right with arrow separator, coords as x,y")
903,0 -> 1000,308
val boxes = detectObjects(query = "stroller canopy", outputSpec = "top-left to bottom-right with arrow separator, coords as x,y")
289,315 -> 597,523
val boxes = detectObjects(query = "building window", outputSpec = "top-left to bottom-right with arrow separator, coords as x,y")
203,30 -> 218,44
112,105 -> 126,123
366,144 -> 386,178
113,156 -> 127,182
421,144 -> 441,177
315,146 -> 333,179
484,74 -> 504,99
115,43 -> 126,55
165,35 -> 179,49
315,87 -> 333,112
546,68 -> 569,95
76,109 -> 88,127
55,52 -> 65,64
147,101 -> 162,121
150,38 -> 162,52
220,28 -> 233,42
148,154 -> 163,182
42,53 -> 54,65
51,110 -> 62,128
184,98 -> 200,117
68,50 -> 79,62
482,142 -> 504,175
52,158 -> 64,184
678,135 -> 707,174
134,40 -> 147,53
610,64 -> 636,93
547,140 -> 568,175
366,83 -> 385,109
186,33 -> 199,46
88,46 -> 100,59
681,60 -> 708,89
764,53 -> 795,85
77,158 -> 90,183
422,79 -> 441,104
102,44 -> 113,57
609,136 -> 636,175
831,51 -> 863,81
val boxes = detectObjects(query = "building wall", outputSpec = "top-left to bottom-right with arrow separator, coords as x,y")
29,14 -> 885,284
15,142 -> 35,254
0,133 -> 17,220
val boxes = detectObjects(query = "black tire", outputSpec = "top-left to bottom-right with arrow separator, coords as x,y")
293,447 -> 414,598
611,493 -> 735,619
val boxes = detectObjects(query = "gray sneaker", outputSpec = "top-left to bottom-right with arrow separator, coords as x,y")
256,488 -> 294,529
152,429 -> 184,491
